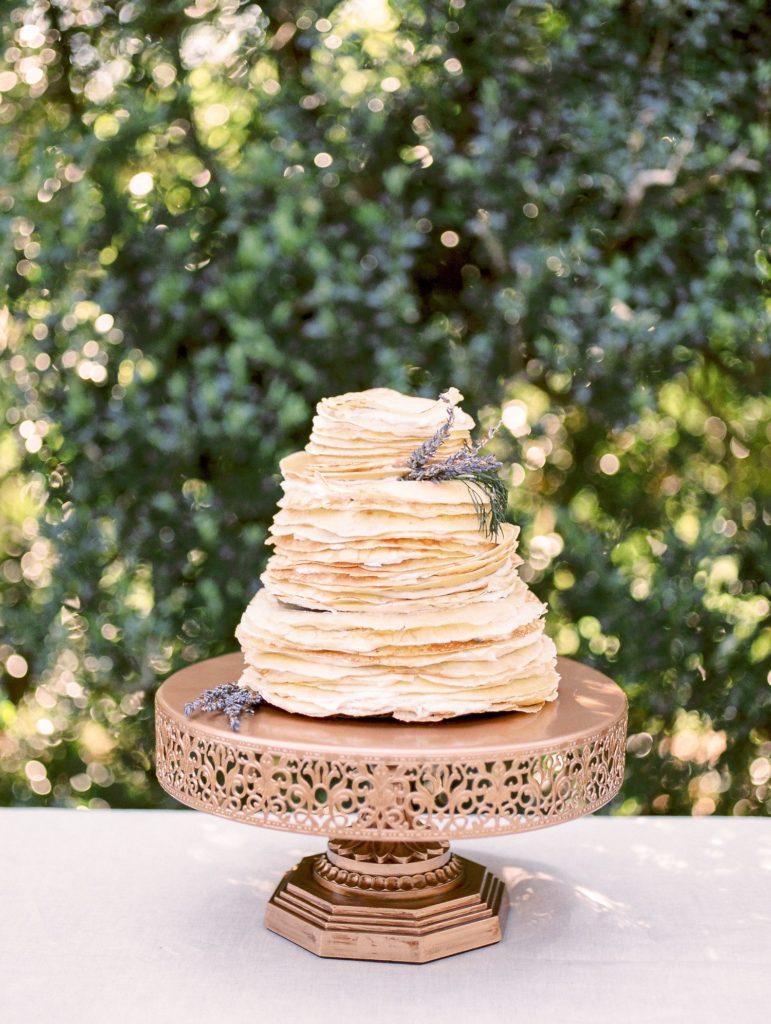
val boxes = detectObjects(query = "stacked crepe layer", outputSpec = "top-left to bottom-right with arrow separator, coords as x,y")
264,461 -> 522,610
304,387 -> 475,478
237,584 -> 557,721
236,387 -> 559,721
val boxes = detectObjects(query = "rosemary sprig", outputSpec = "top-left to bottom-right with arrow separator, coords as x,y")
402,398 -> 508,539
456,469 -> 509,540
184,682 -> 263,732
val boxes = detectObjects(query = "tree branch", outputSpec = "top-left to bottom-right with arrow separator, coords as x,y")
620,134 -> 694,224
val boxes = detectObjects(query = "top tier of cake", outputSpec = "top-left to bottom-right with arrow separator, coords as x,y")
304,387 -> 474,478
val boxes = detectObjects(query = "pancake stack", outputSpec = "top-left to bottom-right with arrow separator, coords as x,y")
236,388 -> 559,721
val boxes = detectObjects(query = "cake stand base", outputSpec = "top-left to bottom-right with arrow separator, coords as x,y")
156,654 -> 627,964
265,839 -> 507,963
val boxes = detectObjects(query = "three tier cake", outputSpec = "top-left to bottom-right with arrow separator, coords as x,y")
236,388 -> 559,721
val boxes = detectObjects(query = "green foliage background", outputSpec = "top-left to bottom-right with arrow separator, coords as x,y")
1,0 -> 769,815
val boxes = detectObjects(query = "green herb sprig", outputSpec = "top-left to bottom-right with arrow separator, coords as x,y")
402,395 -> 508,539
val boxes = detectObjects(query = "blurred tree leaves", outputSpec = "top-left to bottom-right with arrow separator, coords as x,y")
0,0 -> 768,814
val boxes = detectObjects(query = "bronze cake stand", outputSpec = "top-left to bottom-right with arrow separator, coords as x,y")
156,653 -> 627,963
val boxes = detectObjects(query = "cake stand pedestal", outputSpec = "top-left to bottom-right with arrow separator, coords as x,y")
156,654 -> 626,963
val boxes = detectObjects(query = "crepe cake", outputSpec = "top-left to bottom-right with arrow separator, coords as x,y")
236,388 -> 560,722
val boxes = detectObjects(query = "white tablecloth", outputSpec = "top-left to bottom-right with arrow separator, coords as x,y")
0,810 -> 768,1024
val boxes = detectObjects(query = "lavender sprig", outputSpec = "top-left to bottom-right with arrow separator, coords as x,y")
184,683 -> 263,732
401,397 -> 507,539
406,394 -> 456,474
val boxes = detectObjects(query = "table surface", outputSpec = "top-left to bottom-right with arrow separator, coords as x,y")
1,810 -> 769,1024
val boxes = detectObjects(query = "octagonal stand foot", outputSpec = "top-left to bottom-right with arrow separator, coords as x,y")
265,840 -> 508,963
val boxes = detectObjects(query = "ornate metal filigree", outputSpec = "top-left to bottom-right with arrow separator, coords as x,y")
327,838 -> 449,865
155,704 -> 627,840
314,851 -> 463,894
